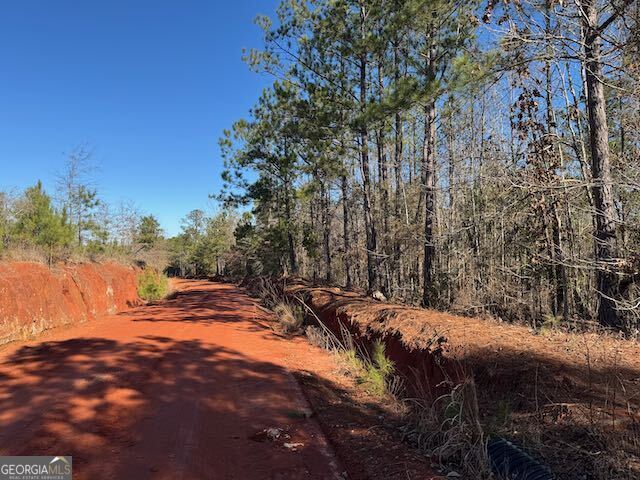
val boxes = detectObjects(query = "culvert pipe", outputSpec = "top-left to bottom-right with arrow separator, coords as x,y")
488,438 -> 554,480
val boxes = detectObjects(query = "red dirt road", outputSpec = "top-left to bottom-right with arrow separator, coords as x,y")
0,280 -> 344,479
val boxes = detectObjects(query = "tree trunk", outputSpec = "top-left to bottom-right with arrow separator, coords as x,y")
394,108 -> 403,292
446,107 -> 456,304
341,174 -> 353,289
284,184 -> 298,275
359,1 -> 379,292
376,61 -> 391,293
581,0 -> 620,328
544,2 -> 569,321
422,99 -> 437,307
321,180 -> 332,283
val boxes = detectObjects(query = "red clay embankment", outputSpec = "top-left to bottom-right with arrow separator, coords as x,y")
0,261 -> 140,345
283,282 -> 450,395
280,279 -> 640,479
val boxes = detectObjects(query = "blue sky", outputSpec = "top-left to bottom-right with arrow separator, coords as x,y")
0,0 -> 277,236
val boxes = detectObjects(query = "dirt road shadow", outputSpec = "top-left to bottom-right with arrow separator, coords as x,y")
0,327 -> 338,478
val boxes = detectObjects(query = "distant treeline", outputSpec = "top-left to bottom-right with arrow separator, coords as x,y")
0,148 -> 163,265
1,149 -> 241,279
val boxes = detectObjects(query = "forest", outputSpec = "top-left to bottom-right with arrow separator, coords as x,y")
217,0 -> 640,333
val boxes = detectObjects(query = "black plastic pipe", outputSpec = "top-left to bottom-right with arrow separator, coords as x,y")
488,438 -> 554,480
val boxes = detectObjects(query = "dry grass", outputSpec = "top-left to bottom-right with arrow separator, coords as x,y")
0,245 -> 49,263
484,331 -> 640,479
305,325 -> 336,350
248,276 -> 282,309
273,302 -> 304,334
405,367 -> 492,479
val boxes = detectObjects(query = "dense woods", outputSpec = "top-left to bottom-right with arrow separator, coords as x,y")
219,0 -> 640,332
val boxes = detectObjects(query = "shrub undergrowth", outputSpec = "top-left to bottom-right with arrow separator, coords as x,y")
137,268 -> 169,301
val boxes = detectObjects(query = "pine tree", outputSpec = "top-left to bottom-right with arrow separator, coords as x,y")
14,181 -> 73,262
137,215 -> 162,250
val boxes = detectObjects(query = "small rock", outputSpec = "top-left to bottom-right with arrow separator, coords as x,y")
446,472 -> 461,478
371,290 -> 387,301
249,427 -> 286,442
283,442 -> 304,451
266,427 -> 283,440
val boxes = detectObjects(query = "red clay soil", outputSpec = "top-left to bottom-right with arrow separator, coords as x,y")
283,281 -> 640,478
0,262 -> 140,345
0,280 -> 438,480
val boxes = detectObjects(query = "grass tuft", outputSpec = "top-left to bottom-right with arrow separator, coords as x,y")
273,302 -> 305,334
335,340 -> 396,398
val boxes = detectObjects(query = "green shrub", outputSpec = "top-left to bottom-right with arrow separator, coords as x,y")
137,268 -> 169,301
361,341 -> 395,396
336,341 -> 395,397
